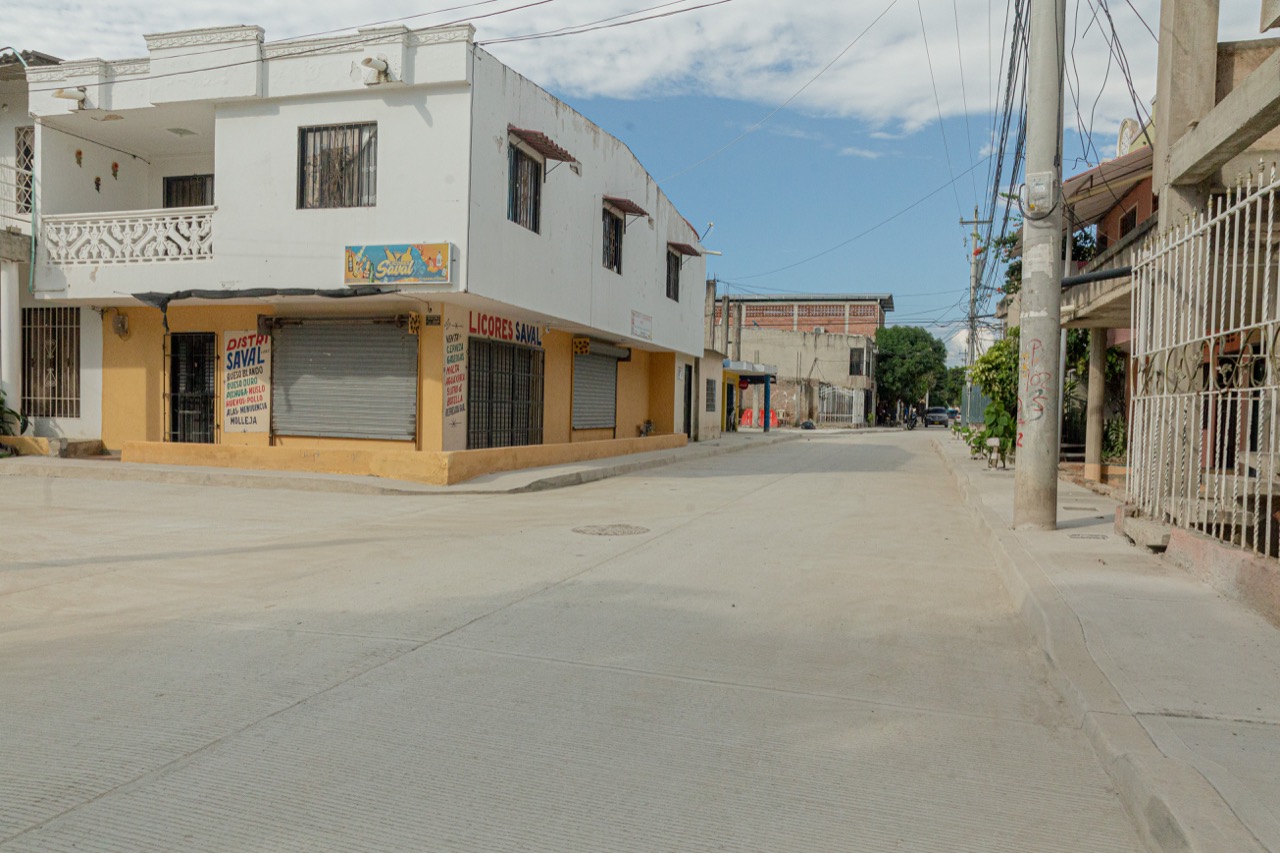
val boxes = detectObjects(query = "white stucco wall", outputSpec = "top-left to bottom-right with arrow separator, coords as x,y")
466,51 -> 706,358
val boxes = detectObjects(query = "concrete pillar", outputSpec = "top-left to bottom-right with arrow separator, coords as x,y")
0,261 -> 21,412
1154,0 -> 1220,222
763,378 -> 771,433
1084,329 -> 1107,481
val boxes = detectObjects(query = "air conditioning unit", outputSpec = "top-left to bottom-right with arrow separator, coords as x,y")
813,326 -> 826,335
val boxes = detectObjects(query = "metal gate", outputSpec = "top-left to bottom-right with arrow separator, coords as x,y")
572,352 -> 617,430
818,383 -> 862,425
1130,165 -> 1280,556
468,338 -> 544,449
168,333 -> 217,443
271,321 -> 417,440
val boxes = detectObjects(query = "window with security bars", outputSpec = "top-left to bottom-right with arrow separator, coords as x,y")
164,174 -> 214,208
706,378 -> 716,412
508,144 -> 542,232
15,126 -> 34,215
468,339 -> 545,450
168,333 -> 218,444
602,207 -> 624,274
21,307 -> 80,419
297,122 -> 377,209
666,251 -> 681,301
850,347 -> 865,376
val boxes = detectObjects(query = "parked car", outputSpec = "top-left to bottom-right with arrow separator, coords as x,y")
947,407 -> 960,423
923,406 -> 951,427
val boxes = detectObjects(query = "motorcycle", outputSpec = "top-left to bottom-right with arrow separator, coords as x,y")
901,413 -> 918,430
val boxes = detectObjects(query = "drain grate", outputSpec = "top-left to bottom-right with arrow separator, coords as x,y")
1068,533 -> 1109,540
573,524 -> 650,536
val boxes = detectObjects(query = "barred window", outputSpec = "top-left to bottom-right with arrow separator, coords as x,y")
297,122 -> 377,209
602,207 -> 624,274
22,307 -> 80,419
508,145 -> 542,232
706,378 -> 716,412
666,250 -> 681,301
164,174 -> 214,208
850,347 -> 865,376
15,126 -> 33,215
468,339 -> 545,450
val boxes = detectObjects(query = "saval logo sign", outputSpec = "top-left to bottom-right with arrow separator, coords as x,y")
345,243 -> 452,285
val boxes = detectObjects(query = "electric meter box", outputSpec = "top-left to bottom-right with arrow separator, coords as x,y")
1026,171 -> 1057,214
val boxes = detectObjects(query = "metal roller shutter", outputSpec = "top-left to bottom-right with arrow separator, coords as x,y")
272,321 -> 417,440
572,352 -> 617,429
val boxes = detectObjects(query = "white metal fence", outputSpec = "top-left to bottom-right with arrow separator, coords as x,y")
0,162 -> 33,231
1130,165 -> 1280,556
818,383 -> 864,425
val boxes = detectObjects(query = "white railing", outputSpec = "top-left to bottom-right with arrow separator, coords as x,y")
43,206 -> 215,265
1130,165 -> 1280,557
0,163 -> 33,231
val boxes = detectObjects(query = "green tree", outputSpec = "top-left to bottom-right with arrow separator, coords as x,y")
970,327 -> 1020,417
875,326 -> 947,407
937,365 -> 967,407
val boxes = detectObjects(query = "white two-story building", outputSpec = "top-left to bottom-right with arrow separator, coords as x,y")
2,24 -> 714,482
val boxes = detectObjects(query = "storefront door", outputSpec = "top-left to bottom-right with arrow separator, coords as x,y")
168,333 -> 217,443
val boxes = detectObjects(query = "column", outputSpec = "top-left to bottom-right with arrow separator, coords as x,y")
0,261 -> 21,413
1084,329 -> 1107,481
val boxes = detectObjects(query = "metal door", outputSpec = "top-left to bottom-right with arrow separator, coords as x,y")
683,364 -> 693,437
169,333 -> 217,443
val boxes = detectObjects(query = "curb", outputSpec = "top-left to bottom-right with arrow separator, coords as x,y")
0,433 -> 802,497
933,437 -> 1266,853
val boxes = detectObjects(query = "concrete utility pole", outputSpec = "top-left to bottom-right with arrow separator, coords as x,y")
1013,0 -> 1067,530
960,207 -> 991,425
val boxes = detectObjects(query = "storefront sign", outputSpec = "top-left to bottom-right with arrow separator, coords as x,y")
468,311 -> 543,347
345,243 -> 452,285
444,331 -> 467,419
738,378 -> 749,390
631,310 -> 653,341
223,331 -> 270,433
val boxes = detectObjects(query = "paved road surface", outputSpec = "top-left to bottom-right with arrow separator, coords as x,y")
0,432 -> 1142,851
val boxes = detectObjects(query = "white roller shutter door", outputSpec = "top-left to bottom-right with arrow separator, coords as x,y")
572,352 -> 618,429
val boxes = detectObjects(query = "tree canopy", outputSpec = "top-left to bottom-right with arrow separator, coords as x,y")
875,326 -> 947,406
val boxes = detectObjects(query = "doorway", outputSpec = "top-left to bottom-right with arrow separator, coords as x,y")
168,333 -> 218,443
683,364 -> 693,437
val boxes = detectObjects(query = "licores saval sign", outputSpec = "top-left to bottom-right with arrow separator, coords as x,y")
345,243 -> 452,285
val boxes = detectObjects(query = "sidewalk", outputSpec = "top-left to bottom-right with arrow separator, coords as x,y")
0,430 -> 803,496
935,435 -> 1280,853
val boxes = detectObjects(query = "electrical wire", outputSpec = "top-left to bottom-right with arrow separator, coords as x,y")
479,0 -> 737,45
917,0 -> 965,219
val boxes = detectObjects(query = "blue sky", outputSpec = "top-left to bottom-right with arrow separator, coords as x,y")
8,0 -> 1268,362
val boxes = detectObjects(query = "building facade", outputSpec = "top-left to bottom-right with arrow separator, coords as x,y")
2,25 -> 713,481
711,293 -> 890,427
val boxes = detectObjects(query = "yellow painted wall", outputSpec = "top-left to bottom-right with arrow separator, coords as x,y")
615,349 -> 652,439
101,305 -> 273,450
543,330 -> 573,445
273,436 -> 415,452
648,351 -> 676,434
420,321 -> 443,452
571,428 -> 614,443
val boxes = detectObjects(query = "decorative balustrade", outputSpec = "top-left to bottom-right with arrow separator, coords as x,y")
43,206 -> 215,265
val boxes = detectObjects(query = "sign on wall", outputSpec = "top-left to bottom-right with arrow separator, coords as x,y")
223,331 -> 270,433
345,243 -> 452,286
631,310 -> 653,341
468,311 -> 543,347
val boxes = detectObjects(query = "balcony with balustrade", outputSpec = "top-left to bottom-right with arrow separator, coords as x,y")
42,206 -> 215,266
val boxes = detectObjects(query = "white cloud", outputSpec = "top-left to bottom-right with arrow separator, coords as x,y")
5,0 -> 1267,135
839,146 -> 881,159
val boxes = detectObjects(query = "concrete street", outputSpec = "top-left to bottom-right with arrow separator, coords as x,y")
0,433 -> 1142,851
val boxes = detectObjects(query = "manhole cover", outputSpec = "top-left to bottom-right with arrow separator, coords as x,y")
573,524 -> 650,536
1068,533 -> 1109,540
1064,505 -> 1098,511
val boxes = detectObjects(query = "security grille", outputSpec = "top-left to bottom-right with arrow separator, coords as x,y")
297,122 -> 377,209
164,174 -> 214,208
21,307 -> 79,419
850,347 -> 865,376
1130,165 -> 1280,557
666,250 -> 680,301
508,145 -> 542,232
468,339 -> 545,449
272,321 -> 417,440
15,126 -> 33,215
168,333 -> 217,443
572,352 -> 618,430
706,378 -> 716,412
602,207 -> 623,273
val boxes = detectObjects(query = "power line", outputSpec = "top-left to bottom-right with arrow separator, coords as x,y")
950,0 -> 980,204
722,154 -> 991,282
916,0 -> 965,219
479,0 -> 737,45
657,0 -> 900,183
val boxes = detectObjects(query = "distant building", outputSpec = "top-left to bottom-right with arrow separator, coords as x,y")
709,292 -> 892,427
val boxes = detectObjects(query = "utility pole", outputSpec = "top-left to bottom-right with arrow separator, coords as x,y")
1014,0 -> 1067,530
960,207 -> 991,425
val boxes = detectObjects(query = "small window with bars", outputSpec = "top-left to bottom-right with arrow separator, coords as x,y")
164,174 -> 214,208
666,250 -> 681,301
602,207 -> 624,274
22,307 -> 80,419
508,144 -> 543,232
850,347 -> 865,376
706,378 -> 716,412
15,126 -> 34,215
297,122 -> 377,209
